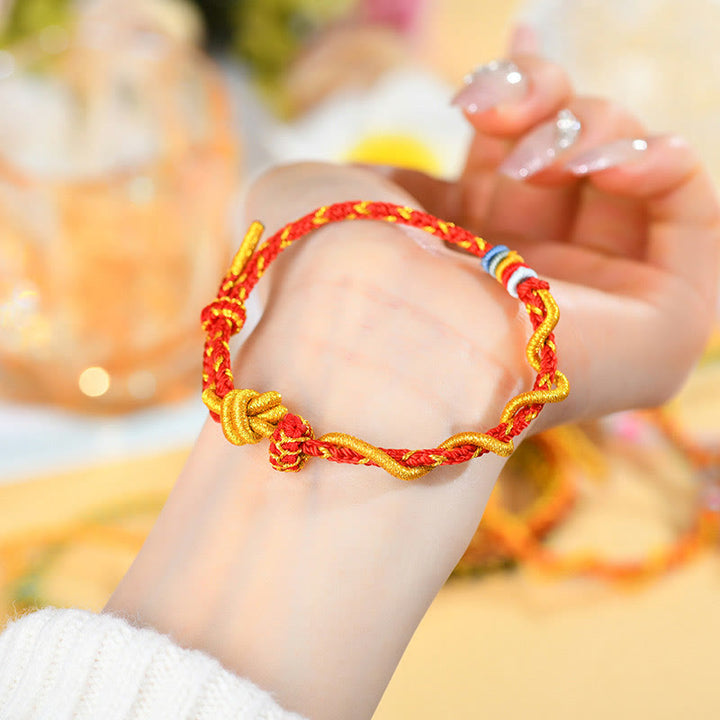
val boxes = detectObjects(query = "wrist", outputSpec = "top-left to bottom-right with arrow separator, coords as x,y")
232,217 -> 535,442
106,163 -> 558,718
208,179 -> 563,477
106,392 -> 511,720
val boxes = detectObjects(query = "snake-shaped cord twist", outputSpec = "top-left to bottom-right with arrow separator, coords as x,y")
200,201 -> 569,480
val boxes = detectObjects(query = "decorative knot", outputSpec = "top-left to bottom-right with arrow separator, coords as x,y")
202,388 -> 287,446
201,202 -> 570,479
269,413 -> 315,472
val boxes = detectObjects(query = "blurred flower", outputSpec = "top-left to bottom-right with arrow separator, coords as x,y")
0,0 -> 238,411
360,0 -> 427,35
267,67 -> 472,178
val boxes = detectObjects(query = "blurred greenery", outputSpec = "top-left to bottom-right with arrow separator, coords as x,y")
230,0 -> 355,82
0,0 -> 71,47
1,0 -> 358,83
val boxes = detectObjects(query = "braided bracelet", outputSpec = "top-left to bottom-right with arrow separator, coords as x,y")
200,201 -> 569,480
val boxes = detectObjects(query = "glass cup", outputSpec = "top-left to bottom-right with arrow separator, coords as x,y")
0,9 -> 239,412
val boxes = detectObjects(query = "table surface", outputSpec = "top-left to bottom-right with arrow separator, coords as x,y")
3,400 -> 718,720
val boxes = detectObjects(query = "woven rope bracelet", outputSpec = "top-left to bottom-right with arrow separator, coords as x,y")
201,201 -> 569,480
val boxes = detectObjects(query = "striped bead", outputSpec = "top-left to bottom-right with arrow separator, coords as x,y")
481,244 -> 510,275
506,266 -> 538,298
494,251 -> 522,282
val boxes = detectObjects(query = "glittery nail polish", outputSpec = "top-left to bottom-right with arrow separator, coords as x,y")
451,60 -> 528,114
499,109 -> 582,179
566,138 -> 648,175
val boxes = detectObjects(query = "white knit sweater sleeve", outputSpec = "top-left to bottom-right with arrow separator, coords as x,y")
0,608 -> 307,720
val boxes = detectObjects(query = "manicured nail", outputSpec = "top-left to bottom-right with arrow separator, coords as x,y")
451,60 -> 528,114
499,109 -> 581,179
566,138 -> 649,175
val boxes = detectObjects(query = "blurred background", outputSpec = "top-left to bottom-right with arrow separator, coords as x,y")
0,0 -> 718,718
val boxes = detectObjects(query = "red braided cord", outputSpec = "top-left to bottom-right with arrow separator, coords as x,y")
201,201 -> 566,475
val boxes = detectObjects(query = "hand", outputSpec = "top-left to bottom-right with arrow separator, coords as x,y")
386,52 -> 720,423
107,162 -> 546,720
106,55 -> 720,720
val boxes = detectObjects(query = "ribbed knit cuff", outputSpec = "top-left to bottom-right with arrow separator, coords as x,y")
0,607 -> 306,720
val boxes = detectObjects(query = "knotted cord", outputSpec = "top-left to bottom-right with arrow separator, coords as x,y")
201,201 -> 569,480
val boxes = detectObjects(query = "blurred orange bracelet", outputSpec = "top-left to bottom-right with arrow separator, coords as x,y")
200,201 -> 569,480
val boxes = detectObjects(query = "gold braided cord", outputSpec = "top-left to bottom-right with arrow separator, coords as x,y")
526,289 -> 560,372
316,433 -> 432,481
231,221 -> 264,275
439,432 -> 514,457
202,388 -> 288,445
500,372 -> 570,424
201,202 -> 570,479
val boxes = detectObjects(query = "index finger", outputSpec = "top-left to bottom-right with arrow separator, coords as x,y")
452,54 -> 572,143
577,135 -> 720,307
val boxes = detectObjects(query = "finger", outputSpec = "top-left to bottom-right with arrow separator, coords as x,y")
449,55 -> 573,240
477,177 -> 579,245
384,159 -> 578,254
567,135 -> 720,306
568,183 -> 646,259
483,97 -> 645,247
499,96 -> 645,183
452,54 -> 572,141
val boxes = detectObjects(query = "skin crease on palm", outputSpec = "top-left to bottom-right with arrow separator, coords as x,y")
104,47 -> 720,720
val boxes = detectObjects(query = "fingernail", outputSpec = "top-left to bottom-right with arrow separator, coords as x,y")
566,138 -> 649,175
499,109 -> 581,179
451,60 -> 528,114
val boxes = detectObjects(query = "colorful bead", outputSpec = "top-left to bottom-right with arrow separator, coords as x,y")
506,266 -> 538,298
494,251 -> 523,283
201,201 -> 569,480
481,244 -> 510,274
